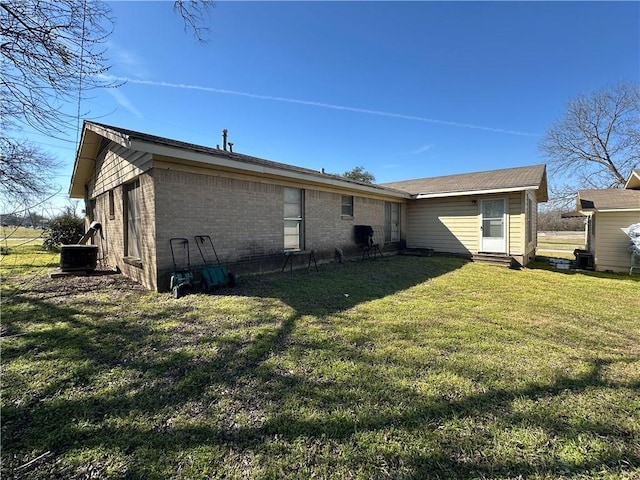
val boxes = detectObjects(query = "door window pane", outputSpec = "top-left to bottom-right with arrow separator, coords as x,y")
483,219 -> 503,238
482,199 -> 504,218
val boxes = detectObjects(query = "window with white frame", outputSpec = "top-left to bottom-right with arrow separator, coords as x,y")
341,195 -> 354,217
284,187 -> 304,250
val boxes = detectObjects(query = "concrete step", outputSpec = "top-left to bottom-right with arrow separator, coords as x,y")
472,253 -> 521,269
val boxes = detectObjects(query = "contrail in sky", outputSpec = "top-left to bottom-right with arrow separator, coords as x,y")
106,76 -> 538,137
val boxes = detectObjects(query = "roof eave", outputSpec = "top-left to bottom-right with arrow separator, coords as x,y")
581,207 -> 640,213
132,140 -> 411,199
624,169 -> 640,190
414,185 -> 544,200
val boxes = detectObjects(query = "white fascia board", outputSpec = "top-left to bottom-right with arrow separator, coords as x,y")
624,170 -> 640,189
588,207 -> 640,213
132,140 -> 410,199
415,185 -> 539,199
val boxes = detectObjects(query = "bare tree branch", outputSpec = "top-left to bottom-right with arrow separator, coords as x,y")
174,0 -> 215,43
0,137 -> 59,203
540,82 -> 640,201
0,0 -> 117,137
0,0 -> 216,207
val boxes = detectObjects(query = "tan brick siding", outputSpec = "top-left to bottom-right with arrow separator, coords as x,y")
152,168 -> 402,291
305,191 -> 387,251
90,173 -> 157,290
87,147 -> 406,292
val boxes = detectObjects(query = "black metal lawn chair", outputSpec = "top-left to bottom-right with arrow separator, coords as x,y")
354,225 -> 382,260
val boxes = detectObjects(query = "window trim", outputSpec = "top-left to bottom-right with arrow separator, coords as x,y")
385,201 -> 401,243
108,189 -> 115,220
284,187 -> 304,251
341,195 -> 354,218
124,179 -> 142,261
526,195 -> 534,244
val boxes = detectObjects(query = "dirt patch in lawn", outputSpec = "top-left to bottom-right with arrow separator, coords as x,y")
3,271 -> 147,305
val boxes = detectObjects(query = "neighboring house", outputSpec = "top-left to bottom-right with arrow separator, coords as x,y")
575,169 -> 640,273
69,122 -> 547,291
381,164 -> 548,267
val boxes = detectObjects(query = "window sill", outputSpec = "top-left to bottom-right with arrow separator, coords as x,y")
341,215 -> 354,220
123,256 -> 143,268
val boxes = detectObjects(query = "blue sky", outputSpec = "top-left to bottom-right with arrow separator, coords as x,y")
17,1 -> 640,211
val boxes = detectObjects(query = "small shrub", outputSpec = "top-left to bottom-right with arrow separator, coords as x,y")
43,214 -> 84,251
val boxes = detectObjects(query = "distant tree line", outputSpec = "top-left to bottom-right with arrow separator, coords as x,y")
537,209 -> 585,232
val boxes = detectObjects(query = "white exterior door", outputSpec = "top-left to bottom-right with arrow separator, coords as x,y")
480,199 -> 506,253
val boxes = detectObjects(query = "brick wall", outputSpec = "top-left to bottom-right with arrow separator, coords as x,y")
305,191 -> 389,260
91,173 -> 157,290
152,168 -> 404,291
154,169 -> 284,291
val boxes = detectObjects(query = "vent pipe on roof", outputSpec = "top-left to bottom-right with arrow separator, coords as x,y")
222,129 -> 228,151
228,142 -> 233,153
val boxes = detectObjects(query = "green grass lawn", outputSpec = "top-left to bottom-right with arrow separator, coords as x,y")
537,234 -> 585,253
2,247 -> 639,479
1,226 -> 47,240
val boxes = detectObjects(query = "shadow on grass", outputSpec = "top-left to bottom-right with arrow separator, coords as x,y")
233,255 -> 470,317
2,257 -> 639,478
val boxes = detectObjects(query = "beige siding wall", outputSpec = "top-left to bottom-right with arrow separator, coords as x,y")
522,190 -> 538,265
90,142 -> 152,198
593,210 -> 640,272
90,173 -> 157,290
406,192 -> 527,258
406,196 -> 479,254
507,192 -> 524,255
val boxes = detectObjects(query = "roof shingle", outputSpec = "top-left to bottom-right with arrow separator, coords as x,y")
380,164 -> 548,201
578,189 -> 640,210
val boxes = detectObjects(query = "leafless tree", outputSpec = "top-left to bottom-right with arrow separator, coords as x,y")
0,137 -> 59,203
0,0 -> 214,206
174,0 -> 215,43
0,0 -> 117,137
540,82 -> 640,206
1,0 -> 215,138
